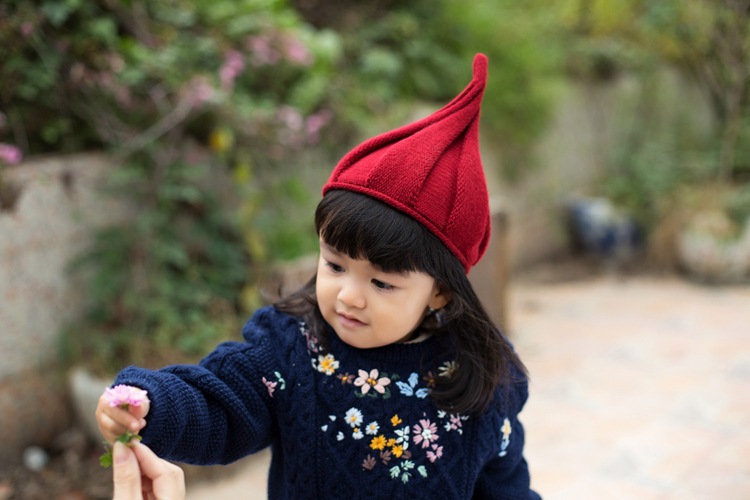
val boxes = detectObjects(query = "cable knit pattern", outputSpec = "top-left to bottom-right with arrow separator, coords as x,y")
114,306 -> 540,499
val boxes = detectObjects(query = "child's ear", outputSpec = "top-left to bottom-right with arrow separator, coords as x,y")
428,285 -> 451,310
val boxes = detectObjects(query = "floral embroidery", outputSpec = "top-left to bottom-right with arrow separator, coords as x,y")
365,421 -> 380,435
499,417 -> 512,457
370,435 -> 387,450
354,369 -> 392,397
317,353 -> 339,375
394,425 -> 411,450
396,372 -> 430,398
413,419 -> 439,449
312,355 -> 466,483
362,455 -> 377,470
426,444 -> 443,463
261,371 -> 286,398
345,408 -> 363,428
437,410 -> 469,435
300,323 -> 320,354
438,360 -> 458,378
262,377 -> 277,397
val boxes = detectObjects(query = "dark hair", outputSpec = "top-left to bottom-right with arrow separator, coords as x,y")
275,190 -> 527,414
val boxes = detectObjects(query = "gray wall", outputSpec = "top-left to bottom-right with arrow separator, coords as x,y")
0,153 -> 130,466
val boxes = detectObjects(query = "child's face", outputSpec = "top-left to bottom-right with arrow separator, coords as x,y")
316,239 -> 449,349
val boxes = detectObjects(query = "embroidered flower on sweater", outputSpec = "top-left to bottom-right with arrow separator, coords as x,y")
499,417 -> 512,457
317,353 -> 339,375
365,421 -> 380,435
354,369 -> 392,396
262,371 -> 286,398
438,361 -> 458,378
396,372 -> 430,398
370,434 -> 387,450
300,323 -> 321,354
345,407 -> 364,428
437,410 -> 469,435
426,444 -> 443,463
413,419 -> 439,449
262,377 -> 277,397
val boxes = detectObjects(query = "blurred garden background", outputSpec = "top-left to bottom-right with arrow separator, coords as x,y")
0,0 -> 748,498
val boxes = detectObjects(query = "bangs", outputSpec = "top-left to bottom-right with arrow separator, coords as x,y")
316,190 -> 443,275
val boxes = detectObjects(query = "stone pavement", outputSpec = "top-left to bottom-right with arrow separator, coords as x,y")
187,273 -> 750,499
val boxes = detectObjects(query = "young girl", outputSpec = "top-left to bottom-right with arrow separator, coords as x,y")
96,53 -> 541,499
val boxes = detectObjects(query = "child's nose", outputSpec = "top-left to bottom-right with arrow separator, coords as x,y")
338,280 -> 366,309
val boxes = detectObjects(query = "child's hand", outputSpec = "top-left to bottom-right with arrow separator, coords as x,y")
96,387 -> 150,444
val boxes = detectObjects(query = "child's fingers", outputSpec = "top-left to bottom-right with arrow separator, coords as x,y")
129,400 -> 150,421
97,412 -> 129,443
96,395 -> 145,441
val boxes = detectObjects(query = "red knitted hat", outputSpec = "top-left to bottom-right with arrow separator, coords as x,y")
322,53 -> 490,273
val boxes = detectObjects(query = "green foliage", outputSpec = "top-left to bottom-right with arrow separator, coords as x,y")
62,158 -> 249,375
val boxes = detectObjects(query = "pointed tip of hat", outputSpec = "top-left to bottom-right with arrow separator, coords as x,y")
473,53 -> 488,82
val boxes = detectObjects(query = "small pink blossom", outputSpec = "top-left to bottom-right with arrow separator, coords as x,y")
104,385 -> 149,408
426,444 -> 443,462
412,418 -> 439,449
354,369 -> 391,395
220,50 -> 245,92
186,76 -> 215,108
0,143 -> 23,165
262,376 -> 277,397
305,110 -> 332,144
449,414 -> 464,430
246,35 -> 280,66
282,35 -> 313,66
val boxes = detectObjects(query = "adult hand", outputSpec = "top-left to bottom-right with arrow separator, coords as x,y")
112,441 -> 186,500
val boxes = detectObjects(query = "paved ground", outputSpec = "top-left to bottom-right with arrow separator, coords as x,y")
187,272 -> 750,499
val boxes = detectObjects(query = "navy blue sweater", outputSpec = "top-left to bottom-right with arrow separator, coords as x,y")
115,306 -> 541,499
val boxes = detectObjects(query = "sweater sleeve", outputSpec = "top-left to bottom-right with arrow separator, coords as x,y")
472,376 -> 542,500
113,308 -> 288,465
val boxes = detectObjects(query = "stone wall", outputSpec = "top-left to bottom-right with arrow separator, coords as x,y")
0,153 -> 129,467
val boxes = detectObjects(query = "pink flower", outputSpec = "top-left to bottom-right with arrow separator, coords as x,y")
262,376 -> 277,397
449,414 -> 464,430
426,444 -> 443,463
220,50 -> 245,92
0,143 -> 22,165
282,35 -> 313,66
104,385 -> 149,408
412,418 -> 439,449
354,369 -> 391,395
246,35 -> 280,66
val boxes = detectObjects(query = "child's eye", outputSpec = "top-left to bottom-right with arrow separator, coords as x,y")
371,279 -> 394,291
326,261 -> 344,273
